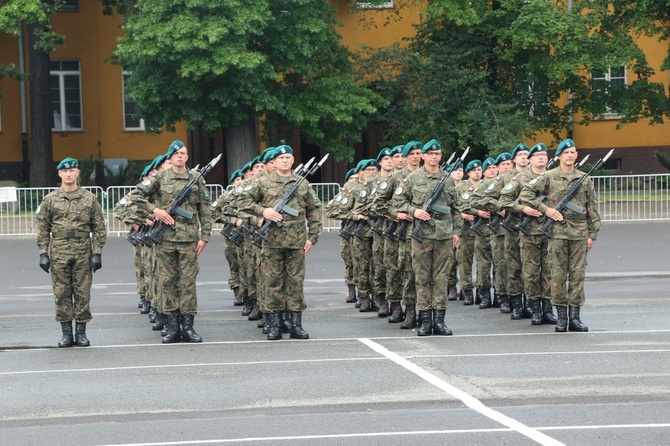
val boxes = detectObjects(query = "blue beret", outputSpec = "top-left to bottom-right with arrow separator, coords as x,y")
376,147 -> 393,162
556,138 -> 575,156
421,139 -> 441,153
345,168 -> 356,181
482,157 -> 496,172
527,143 -> 548,158
261,147 -> 277,163
56,157 -> 79,170
495,152 -> 512,165
465,160 -> 482,173
402,140 -> 422,157
275,144 -> 294,155
511,143 -> 530,158
166,140 -> 185,158
229,169 -> 243,183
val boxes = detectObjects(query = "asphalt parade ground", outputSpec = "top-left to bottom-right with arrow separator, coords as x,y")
0,222 -> 669,446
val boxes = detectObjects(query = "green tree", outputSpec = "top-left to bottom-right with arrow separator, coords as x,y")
105,0 -> 380,172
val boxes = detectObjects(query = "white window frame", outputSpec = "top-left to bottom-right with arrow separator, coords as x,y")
591,65 -> 626,119
356,1 -> 394,9
50,60 -> 83,131
122,70 -> 145,131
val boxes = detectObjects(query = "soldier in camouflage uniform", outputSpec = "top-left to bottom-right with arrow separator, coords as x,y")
519,139 -> 601,332
447,164 -> 463,300
240,145 -> 322,340
35,157 -> 107,348
136,140 -> 212,343
394,140 -> 462,336
456,160 -> 482,305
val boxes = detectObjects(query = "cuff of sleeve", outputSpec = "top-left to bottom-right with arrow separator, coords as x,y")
538,203 -> 548,213
309,237 -> 318,246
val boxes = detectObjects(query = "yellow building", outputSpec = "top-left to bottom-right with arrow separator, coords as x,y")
1,1 -> 668,186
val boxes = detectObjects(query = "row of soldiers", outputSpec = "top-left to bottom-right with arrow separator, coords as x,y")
326,138 -> 601,335
115,142 -> 322,342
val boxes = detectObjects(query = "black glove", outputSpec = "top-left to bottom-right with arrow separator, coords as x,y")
39,253 -> 50,273
91,254 -> 102,273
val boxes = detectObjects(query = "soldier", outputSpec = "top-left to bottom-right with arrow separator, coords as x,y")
456,160 -> 482,305
447,164 -> 463,300
136,140 -> 212,343
519,139 -> 601,332
35,157 -> 107,347
394,139 -> 462,336
240,145 -> 322,340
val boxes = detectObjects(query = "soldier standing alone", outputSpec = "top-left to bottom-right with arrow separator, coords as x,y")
35,157 -> 107,347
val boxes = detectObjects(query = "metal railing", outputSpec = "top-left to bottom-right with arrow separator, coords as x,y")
2,175 -> 666,237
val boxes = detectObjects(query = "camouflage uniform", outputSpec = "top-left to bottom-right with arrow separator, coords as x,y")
456,180 -> 482,304
113,191 -> 146,306
35,187 -> 107,323
369,172 -> 391,313
211,189 -> 242,303
347,178 -> 376,310
325,185 -> 356,300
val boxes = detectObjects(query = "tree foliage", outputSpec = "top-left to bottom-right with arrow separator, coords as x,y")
108,0 -> 381,161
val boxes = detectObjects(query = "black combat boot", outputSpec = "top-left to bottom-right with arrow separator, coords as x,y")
346,284 -> 357,303
568,306 -> 589,332
262,316 -> 272,334
289,312 -> 309,339
510,294 -> 524,320
448,285 -> 458,301
499,294 -> 511,313
355,293 -> 363,308
248,299 -> 262,321
58,321 -> 74,348
257,313 -> 267,328
370,294 -> 381,312
137,295 -> 145,309
359,293 -> 371,312
162,316 -> 181,343
529,299 -> 543,325
432,309 -> 453,336
478,287 -> 492,309
388,302 -> 403,323
75,322 -> 90,347
521,295 -> 533,318
492,292 -> 502,308
463,289 -> 474,306
152,313 -> 166,331
181,315 -> 203,343
474,290 -> 482,305
140,298 -> 151,315
555,306 -> 568,332
148,307 -> 157,323
267,312 -> 282,340
542,299 -> 558,324
400,304 -> 417,329
242,297 -> 253,317
233,287 -> 243,306
377,294 -> 389,317
281,310 -> 292,333
417,310 -> 433,336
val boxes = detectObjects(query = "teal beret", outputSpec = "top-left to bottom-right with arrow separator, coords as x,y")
495,152 -> 512,165
376,147 -> 393,162
465,160 -> 482,173
139,164 -> 151,181
56,157 -> 78,170
229,169 -> 243,183
421,139 -> 441,153
166,140 -> 185,158
482,157 -> 496,172
354,159 -> 367,173
527,143 -> 548,158
261,147 -> 277,163
249,156 -> 262,168
402,140 -> 422,157
345,168 -> 356,181
556,138 -> 575,156
151,154 -> 167,171
448,162 -> 463,171
240,162 -> 252,174
511,143 -> 530,158
391,145 -> 403,155
275,144 -> 293,155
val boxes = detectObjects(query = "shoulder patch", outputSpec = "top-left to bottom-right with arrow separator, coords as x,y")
379,181 -> 388,190
370,188 -> 376,196
395,186 -> 403,195
462,193 -> 470,200
211,200 -> 218,207
312,193 -> 319,203
119,197 -> 127,205
504,183 -> 514,191
529,178 -> 538,185
243,185 -> 253,191
235,186 -> 243,193
35,204 -> 41,215
142,179 -> 151,186
359,190 -> 367,198
341,197 -> 349,205
335,194 -> 342,202
487,183 -> 495,190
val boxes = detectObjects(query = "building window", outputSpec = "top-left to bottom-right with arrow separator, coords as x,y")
591,65 -> 626,118
356,1 -> 394,9
122,71 -> 144,131
47,0 -> 78,11
50,60 -> 83,131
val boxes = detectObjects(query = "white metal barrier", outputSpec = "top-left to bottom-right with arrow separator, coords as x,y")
593,174 -> 670,221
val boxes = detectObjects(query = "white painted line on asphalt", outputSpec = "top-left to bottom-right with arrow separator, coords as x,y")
358,338 -> 566,446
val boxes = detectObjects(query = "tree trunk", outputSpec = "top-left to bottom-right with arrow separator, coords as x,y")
28,23 -> 54,187
223,115 -> 258,177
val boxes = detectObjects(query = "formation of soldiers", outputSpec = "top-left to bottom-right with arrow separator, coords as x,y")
326,138 -> 601,335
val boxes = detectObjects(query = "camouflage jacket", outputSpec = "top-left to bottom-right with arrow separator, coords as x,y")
240,170 -> 322,249
35,186 -> 107,256
135,168 -> 213,243
470,176 -> 505,214
519,167 -> 601,241
498,170 -> 527,227
393,167 -> 463,241
347,179 -> 375,238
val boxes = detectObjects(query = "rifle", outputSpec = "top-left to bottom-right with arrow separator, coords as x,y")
468,217 -> 484,236
143,155 -> 222,245
126,226 -> 138,246
408,148 -> 469,243
383,220 -> 399,241
517,155 -> 590,235
537,150 -> 611,238
251,154 -> 329,246
370,217 -> 385,236
338,220 -> 356,240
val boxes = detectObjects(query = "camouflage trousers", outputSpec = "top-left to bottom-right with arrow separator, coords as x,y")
254,244 -> 265,307
340,236 -> 355,286
147,245 -> 162,312
474,227 -> 493,288
411,238 -> 452,311
519,234 -> 550,301
158,241 -> 199,316
457,230 -> 476,290
372,232 -> 386,295
547,238 -> 588,307
383,234 -> 401,302
260,247 -> 306,313
504,228 -> 524,295
141,245 -> 153,304
244,238 -> 257,300
50,245 -> 93,323
491,233 -> 507,294
352,236 -> 373,298
235,240 -> 248,300
447,245 -> 458,288
224,241 -> 240,290
398,239 -> 417,306
133,245 -> 145,296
